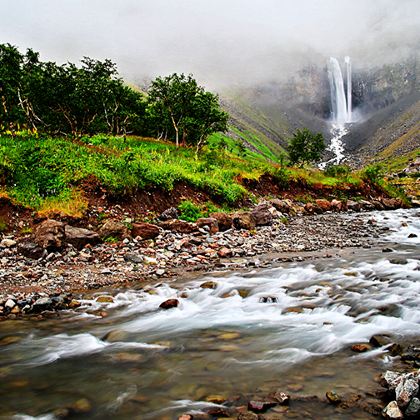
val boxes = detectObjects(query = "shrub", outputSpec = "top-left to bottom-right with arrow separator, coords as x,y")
362,164 -> 383,184
178,200 -> 203,222
324,164 -> 351,178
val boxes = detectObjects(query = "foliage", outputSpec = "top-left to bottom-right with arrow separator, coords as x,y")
147,73 -> 228,150
361,164 -> 383,184
324,164 -> 351,178
178,200 -> 203,222
0,218 -> 7,232
287,128 -> 325,167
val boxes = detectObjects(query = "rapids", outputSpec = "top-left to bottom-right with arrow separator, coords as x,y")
0,209 -> 419,419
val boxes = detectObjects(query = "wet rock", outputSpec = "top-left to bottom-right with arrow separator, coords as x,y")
369,334 -> 392,348
283,306 -> 303,313
382,247 -> 394,253
102,329 -> 128,342
219,332 -> 240,340
131,222 -> 160,239
159,207 -> 179,221
0,335 -> 22,346
205,394 -> 227,404
196,218 -> 219,234
232,212 -> 256,230
210,212 -> 232,231
351,343 -> 372,353
96,295 -> 114,303
159,220 -> 198,234
326,391 -> 342,404
70,398 -> 92,414
17,241 -> 44,259
238,413 -> 258,420
247,400 -> 277,413
406,397 -> 420,417
388,343 -> 404,356
68,299 -> 81,309
32,297 -> 53,312
98,220 -> 128,239
205,406 -> 235,417
408,233 -> 418,238
273,391 -> 290,405
251,204 -> 273,226
270,198 -> 293,213
395,378 -> 419,408
331,199 -> 344,211
200,281 -> 217,289
64,225 -> 100,249
34,219 -> 65,250
5,299 -> 16,309
260,296 -> 278,303
382,401 -> 403,419
382,198 -> 401,210
178,415 -> 193,420
346,200 -> 361,212
159,299 -> 179,309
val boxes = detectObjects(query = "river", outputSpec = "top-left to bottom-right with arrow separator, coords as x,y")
1,209 -> 419,419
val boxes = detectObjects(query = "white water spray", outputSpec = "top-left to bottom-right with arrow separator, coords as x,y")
320,56 -> 352,169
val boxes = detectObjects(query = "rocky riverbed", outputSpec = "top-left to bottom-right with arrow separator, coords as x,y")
0,197 -> 398,317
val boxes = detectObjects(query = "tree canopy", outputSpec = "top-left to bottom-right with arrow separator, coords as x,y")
287,128 -> 325,166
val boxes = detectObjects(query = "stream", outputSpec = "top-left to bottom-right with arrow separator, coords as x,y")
1,209 -> 419,419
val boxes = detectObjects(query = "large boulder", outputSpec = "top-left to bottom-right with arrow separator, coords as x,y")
34,219 -> 65,250
131,222 -> 160,240
196,217 -> 219,234
251,204 -> 273,226
232,212 -> 256,230
315,199 -> 332,212
270,199 -> 294,214
97,220 -> 129,240
65,225 -> 100,249
159,220 -> 198,234
210,212 -> 233,231
159,207 -> 179,221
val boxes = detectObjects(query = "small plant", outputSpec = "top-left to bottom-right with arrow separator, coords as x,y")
104,236 -> 119,243
178,200 -> 203,222
0,218 -> 7,233
97,212 -> 108,222
20,226 -> 32,234
280,216 -> 289,224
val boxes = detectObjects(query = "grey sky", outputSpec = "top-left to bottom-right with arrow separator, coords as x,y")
1,0 -> 419,87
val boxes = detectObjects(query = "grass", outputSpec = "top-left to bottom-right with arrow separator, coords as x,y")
0,133 -> 405,218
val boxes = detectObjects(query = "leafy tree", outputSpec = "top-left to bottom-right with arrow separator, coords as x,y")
147,73 -> 228,149
287,128 -> 325,166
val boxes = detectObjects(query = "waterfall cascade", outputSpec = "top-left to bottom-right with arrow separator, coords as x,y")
320,56 -> 352,168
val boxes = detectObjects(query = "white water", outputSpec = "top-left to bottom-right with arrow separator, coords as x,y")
321,56 -> 353,168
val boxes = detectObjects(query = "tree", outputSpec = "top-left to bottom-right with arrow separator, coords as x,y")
287,128 -> 325,166
147,73 -> 228,148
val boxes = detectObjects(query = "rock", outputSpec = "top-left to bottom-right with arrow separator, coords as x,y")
330,199 -> 344,211
270,199 -> 294,214
159,299 -> 179,310
218,247 -> 232,258
0,238 -> 16,248
159,207 -> 179,221
112,352 -> 144,363
326,391 -> 342,404
17,241 -> 44,259
219,332 -> 240,340
4,299 -> 16,309
315,199 -> 332,212
102,329 -> 128,342
273,391 -> 290,405
382,371 -> 404,390
382,247 -> 394,253
247,400 -> 277,413
408,233 -> 417,238
64,225 -> 100,249
196,218 -> 219,234
351,343 -> 372,353
395,378 -> 419,408
251,204 -> 273,226
98,220 -> 128,240
96,296 -> 114,303
156,269 -> 165,276
68,299 -> 81,309
382,198 -> 401,210
406,397 -> 420,417
283,306 -> 303,313
70,398 -> 92,414
210,212 -> 232,231
205,395 -> 227,404
124,253 -> 143,264
131,222 -> 160,240
32,297 -> 53,312
159,220 -> 198,234
178,415 -> 193,420
0,335 -> 22,346
232,212 -> 256,230
34,219 -> 65,250
382,401 -> 403,419
287,383 -> 304,392
238,413 -> 258,420
346,200 -> 361,212
370,334 -> 392,348
200,281 -> 217,289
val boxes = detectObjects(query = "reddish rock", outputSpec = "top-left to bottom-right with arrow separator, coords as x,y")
131,222 -> 160,240
34,219 -> 65,250
218,247 -> 232,258
351,343 -> 372,353
382,198 -> 402,210
159,299 -> 179,310
247,400 -> 277,413
232,212 -> 256,230
196,217 -> 219,234
331,199 -> 345,211
65,225 -> 100,249
210,212 -> 232,231
269,198 -> 294,214
159,220 -> 198,234
315,199 -> 332,212
251,204 -> 273,226
98,220 -> 129,239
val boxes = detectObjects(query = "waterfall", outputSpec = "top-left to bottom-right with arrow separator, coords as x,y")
328,57 -> 351,123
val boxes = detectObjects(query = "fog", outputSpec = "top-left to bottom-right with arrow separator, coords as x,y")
1,0 -> 419,88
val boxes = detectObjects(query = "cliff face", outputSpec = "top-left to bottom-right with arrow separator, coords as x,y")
223,54 -> 419,163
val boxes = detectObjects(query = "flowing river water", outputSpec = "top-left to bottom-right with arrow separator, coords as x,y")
1,210 -> 419,419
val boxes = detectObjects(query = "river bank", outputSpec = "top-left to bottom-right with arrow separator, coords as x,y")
0,199 -> 403,317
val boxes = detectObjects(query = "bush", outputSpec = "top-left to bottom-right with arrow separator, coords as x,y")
324,164 -> 351,178
178,200 -> 203,222
362,164 -> 383,184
